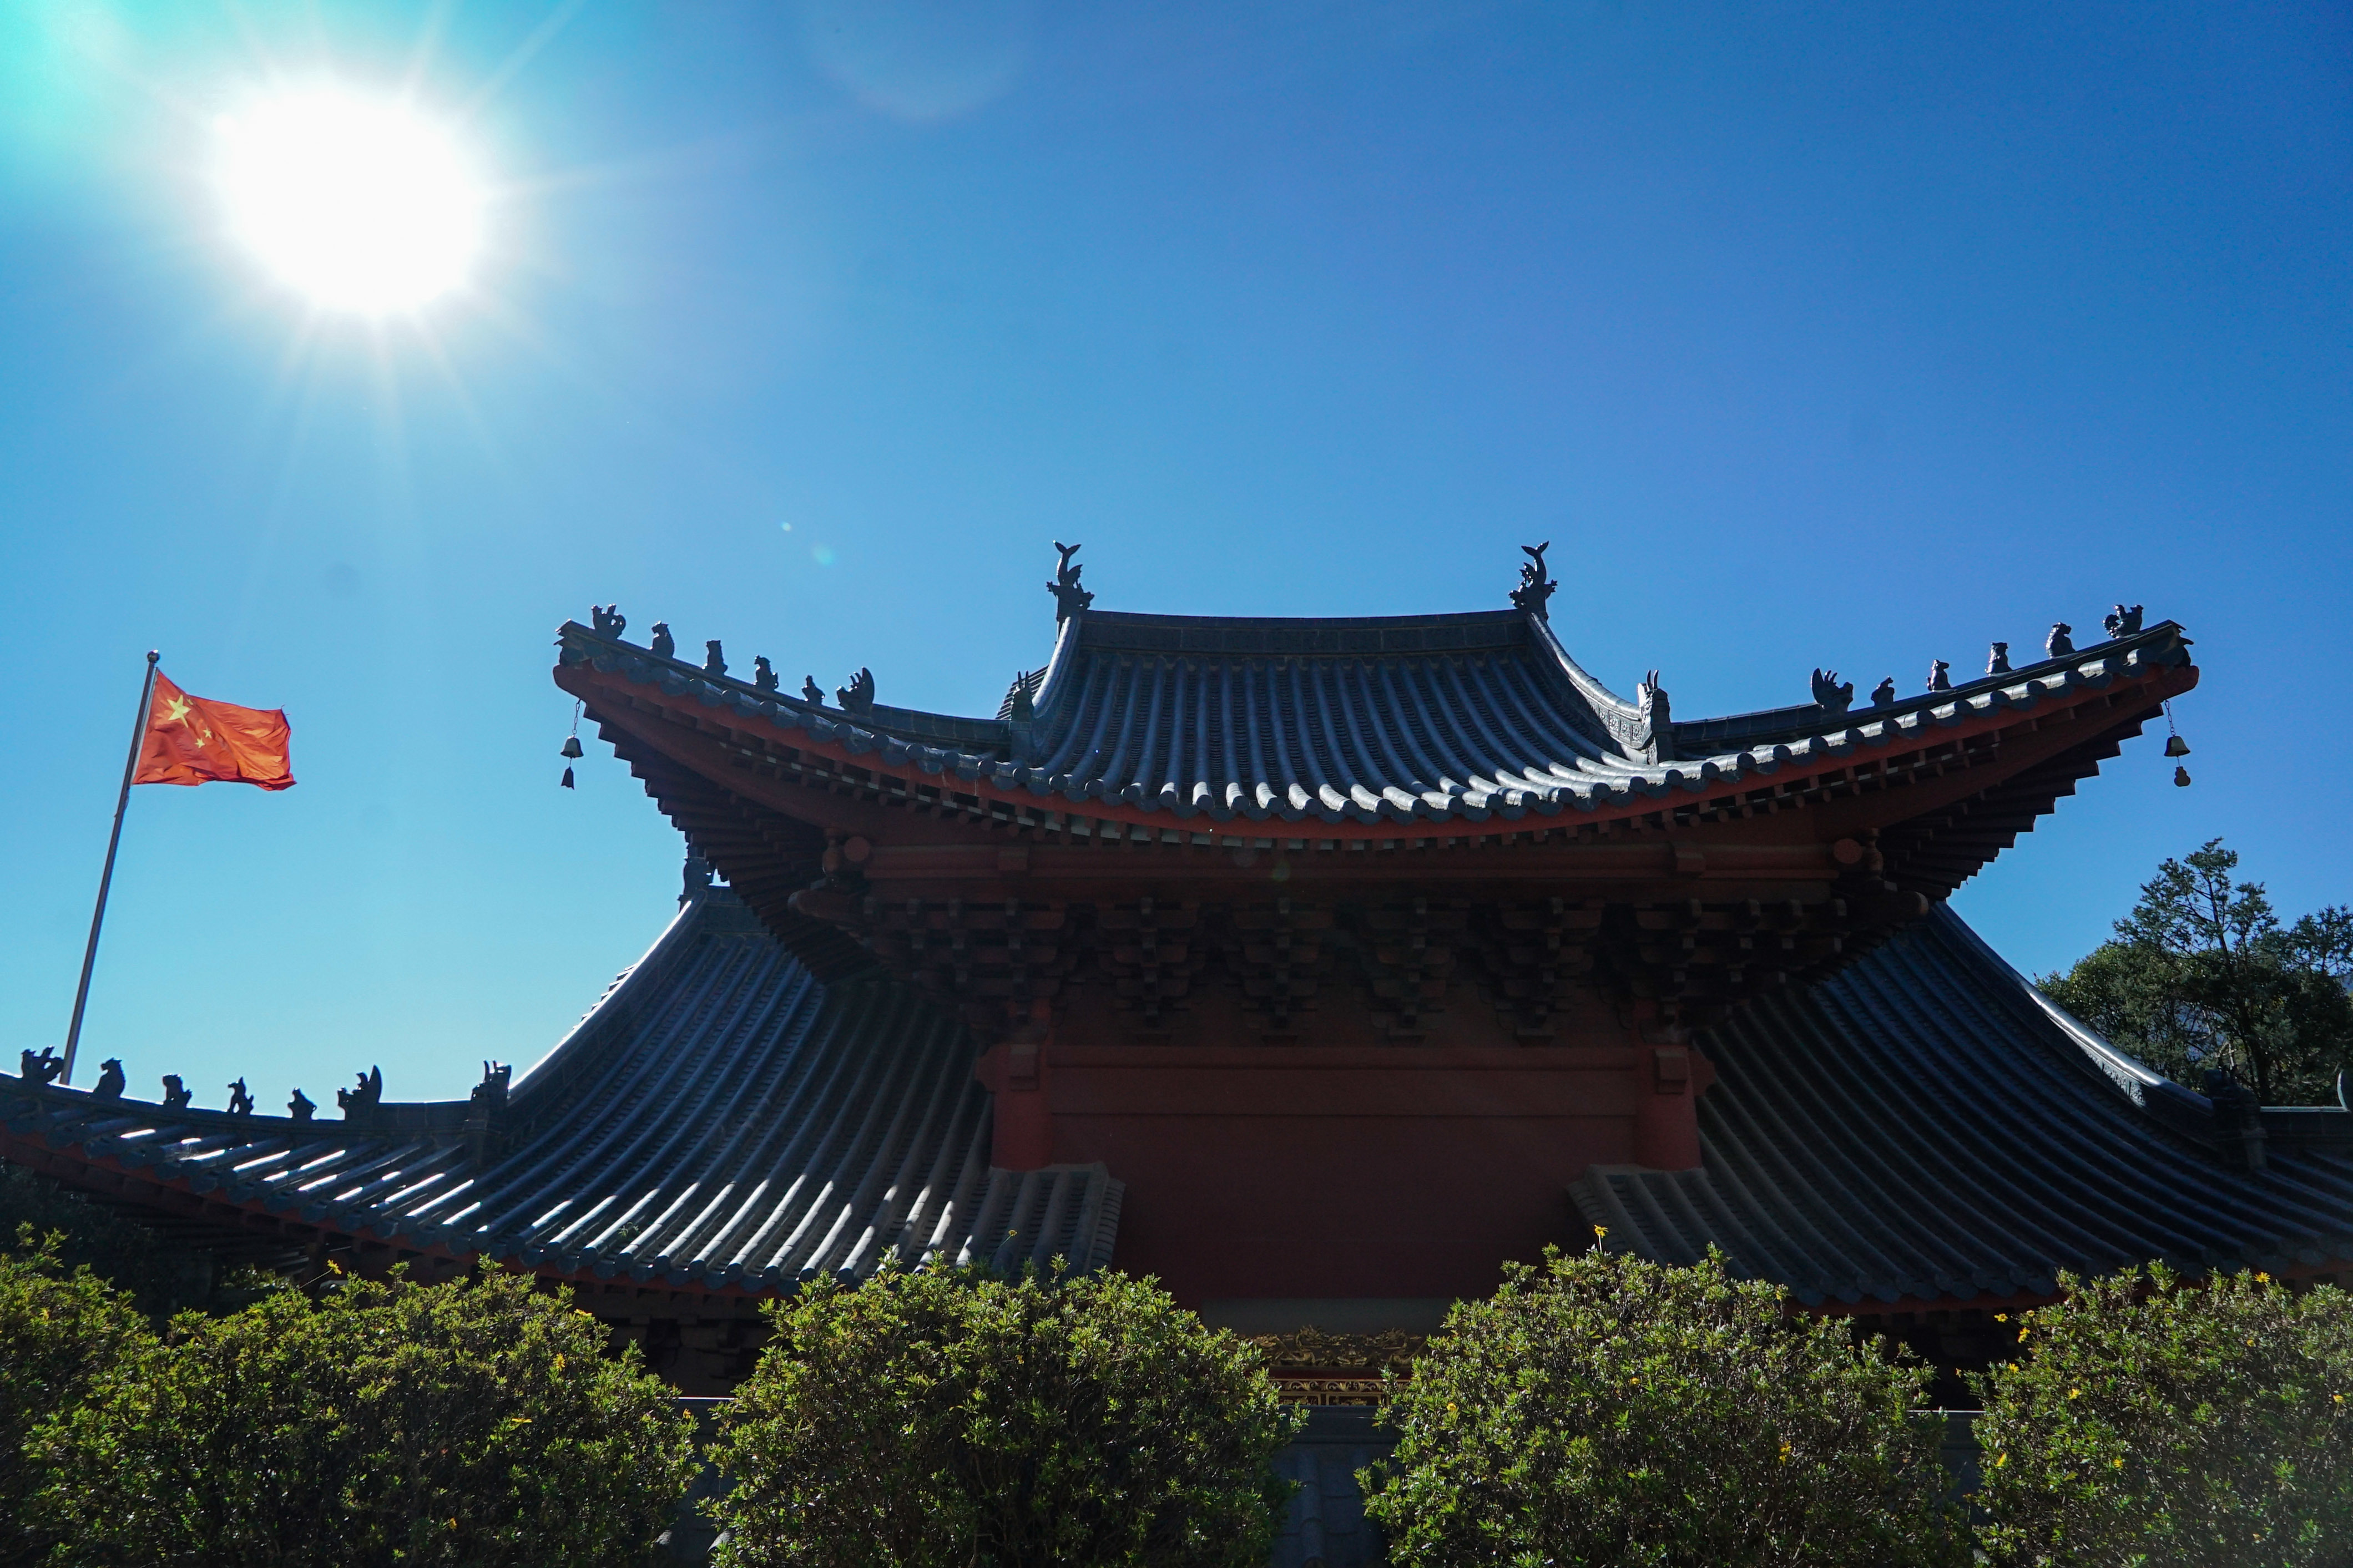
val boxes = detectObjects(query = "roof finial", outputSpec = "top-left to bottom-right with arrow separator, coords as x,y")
1004,671 -> 1037,721
1509,542 -> 1556,619
589,604 -> 626,638
337,1066 -> 382,1117
649,622 -> 676,660
1927,659 -> 1951,692
1636,670 -> 1673,761
2046,622 -> 2074,659
1049,542 -> 1094,623
1810,668 -> 1854,715
837,667 -> 876,714
2104,604 -> 2143,639
1988,641 -> 2011,675
704,640 -> 727,677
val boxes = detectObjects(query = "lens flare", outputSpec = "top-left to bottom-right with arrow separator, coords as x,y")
216,87 -> 483,313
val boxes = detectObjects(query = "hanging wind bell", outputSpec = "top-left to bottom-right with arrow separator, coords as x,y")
2162,700 -> 2191,785
560,700 -> 584,788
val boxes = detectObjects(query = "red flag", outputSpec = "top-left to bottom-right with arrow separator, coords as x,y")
133,671 -> 295,791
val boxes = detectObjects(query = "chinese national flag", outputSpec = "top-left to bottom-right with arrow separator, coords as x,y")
133,671 -> 295,791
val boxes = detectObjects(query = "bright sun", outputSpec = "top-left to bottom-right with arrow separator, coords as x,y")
217,88 -> 484,314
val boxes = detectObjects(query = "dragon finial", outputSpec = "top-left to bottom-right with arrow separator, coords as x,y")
1048,542 -> 1095,623
1635,670 -> 1673,761
1810,668 -> 1854,714
1509,542 -> 1557,619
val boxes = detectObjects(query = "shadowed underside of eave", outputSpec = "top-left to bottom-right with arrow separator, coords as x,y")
577,657 -> 2180,980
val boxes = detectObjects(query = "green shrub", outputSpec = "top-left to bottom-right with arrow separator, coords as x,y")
1360,1243 -> 1971,1568
1973,1263 -> 2353,1567
32,1266 -> 698,1567
709,1261 -> 1303,1568
0,1228 -> 153,1568
0,1164 -> 275,1319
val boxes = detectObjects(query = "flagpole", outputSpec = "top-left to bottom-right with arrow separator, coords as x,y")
62,650 -> 159,1086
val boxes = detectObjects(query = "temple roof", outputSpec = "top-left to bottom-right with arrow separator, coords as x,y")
0,888 -> 1122,1296
557,604 -> 2194,831
10,889 -> 2344,1312
1575,906 -> 2353,1306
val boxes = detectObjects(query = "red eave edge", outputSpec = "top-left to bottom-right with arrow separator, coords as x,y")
556,654 -> 2199,844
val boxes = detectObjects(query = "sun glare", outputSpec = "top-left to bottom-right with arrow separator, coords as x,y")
217,88 -> 483,314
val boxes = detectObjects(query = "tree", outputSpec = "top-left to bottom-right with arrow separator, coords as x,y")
31,1267 -> 698,1568
1359,1243 -> 1972,1568
708,1261 -> 1303,1568
2039,838 -> 2353,1104
1972,1264 -> 2353,1567
0,1228 -> 153,1568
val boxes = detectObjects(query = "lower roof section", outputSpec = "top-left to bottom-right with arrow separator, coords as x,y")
8,888 -> 2347,1316
1574,905 -> 2353,1307
0,887 -> 1122,1296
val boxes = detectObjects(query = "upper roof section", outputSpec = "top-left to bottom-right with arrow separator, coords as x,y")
558,548 -> 2194,830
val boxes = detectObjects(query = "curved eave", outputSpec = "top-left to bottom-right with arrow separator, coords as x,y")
554,620 -> 2197,841
1,888 -> 1124,1297
1572,904 -> 2353,1311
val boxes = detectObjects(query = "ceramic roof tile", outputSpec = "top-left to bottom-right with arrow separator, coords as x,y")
558,610 -> 2195,829
1572,905 -> 2353,1304
0,888 -> 1120,1292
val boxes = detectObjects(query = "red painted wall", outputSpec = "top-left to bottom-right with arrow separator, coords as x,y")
977,985 -> 1711,1305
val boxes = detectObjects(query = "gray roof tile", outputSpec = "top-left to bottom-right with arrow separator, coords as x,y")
1,888 -> 1120,1291
559,611 -> 2194,829
1573,904 -> 2353,1304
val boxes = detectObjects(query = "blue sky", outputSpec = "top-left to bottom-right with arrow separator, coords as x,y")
2,1 -> 2346,1107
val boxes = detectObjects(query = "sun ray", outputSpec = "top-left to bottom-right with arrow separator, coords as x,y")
460,0 -> 592,121
401,0 -> 463,100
